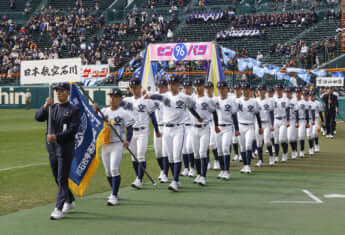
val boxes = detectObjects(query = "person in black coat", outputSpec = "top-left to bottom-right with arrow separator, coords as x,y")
321,87 -> 339,138
35,83 -> 80,220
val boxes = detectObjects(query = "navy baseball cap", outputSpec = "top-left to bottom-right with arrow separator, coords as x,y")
108,88 -> 122,97
205,81 -> 214,88
217,80 -> 228,88
241,82 -> 251,89
54,83 -> 70,90
194,78 -> 205,86
267,87 -> 274,92
295,87 -> 302,92
275,83 -> 284,89
157,79 -> 168,87
257,84 -> 267,90
183,79 -> 193,86
168,75 -> 180,83
302,90 -> 310,95
233,84 -> 241,89
285,86 -> 294,92
129,78 -> 141,87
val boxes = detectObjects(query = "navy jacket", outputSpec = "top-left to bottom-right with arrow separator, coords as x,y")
35,102 -> 80,157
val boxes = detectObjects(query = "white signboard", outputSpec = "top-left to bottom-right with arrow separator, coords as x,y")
118,81 -> 129,88
316,77 -> 344,87
21,58 -> 82,84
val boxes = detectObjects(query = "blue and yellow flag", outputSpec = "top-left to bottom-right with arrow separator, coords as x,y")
68,85 -> 104,196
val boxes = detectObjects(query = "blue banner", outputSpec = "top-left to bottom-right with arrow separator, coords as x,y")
221,46 -> 236,65
68,85 -> 103,196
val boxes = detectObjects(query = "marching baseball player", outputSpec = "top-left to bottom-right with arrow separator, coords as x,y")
192,78 -> 220,185
153,79 -> 169,183
232,84 -> 242,161
147,75 -> 203,192
310,91 -> 324,152
206,81 -> 220,170
122,78 -> 161,189
181,79 -> 196,177
93,88 -> 135,205
215,80 -> 240,180
295,89 -> 310,158
305,91 -> 316,156
272,84 -> 290,163
255,84 -> 274,167
238,83 -> 263,174
286,87 -> 299,160
267,87 -> 276,154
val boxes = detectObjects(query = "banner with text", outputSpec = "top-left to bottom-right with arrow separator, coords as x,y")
81,64 -> 109,79
150,42 -> 213,61
20,58 -> 82,84
316,77 -> 344,87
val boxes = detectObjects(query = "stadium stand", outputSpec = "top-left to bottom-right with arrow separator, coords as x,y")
0,0 -> 343,85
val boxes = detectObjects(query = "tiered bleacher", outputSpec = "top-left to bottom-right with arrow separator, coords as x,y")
0,0 -> 342,85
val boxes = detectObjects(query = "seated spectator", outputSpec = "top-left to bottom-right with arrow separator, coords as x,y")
10,0 -> 15,9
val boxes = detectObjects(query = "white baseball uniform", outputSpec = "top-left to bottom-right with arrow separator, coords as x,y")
191,95 -> 217,160
122,96 -> 156,162
273,96 -> 289,144
101,107 -> 135,177
216,96 -> 238,157
237,97 -> 260,152
255,97 -> 274,148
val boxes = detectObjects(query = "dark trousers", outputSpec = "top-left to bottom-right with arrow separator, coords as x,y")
325,110 -> 336,135
47,142 -> 75,210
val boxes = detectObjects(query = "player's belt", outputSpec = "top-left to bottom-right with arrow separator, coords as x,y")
239,123 -> 253,126
158,124 -> 164,127
194,124 -> 208,128
133,127 -> 146,131
275,116 -> 286,120
165,123 -> 181,127
184,124 -> 192,126
218,124 -> 232,127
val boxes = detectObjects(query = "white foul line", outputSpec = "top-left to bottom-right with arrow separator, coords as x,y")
0,163 -> 48,172
324,194 -> 345,198
271,189 -> 323,204
302,189 -> 323,203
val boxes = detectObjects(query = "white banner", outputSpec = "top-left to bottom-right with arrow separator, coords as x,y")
118,81 -> 129,88
81,64 -> 109,79
316,77 -> 344,87
20,58 -> 82,84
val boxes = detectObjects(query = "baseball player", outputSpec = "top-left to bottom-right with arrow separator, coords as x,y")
286,87 -> 299,160
181,79 -> 196,177
191,78 -> 220,185
295,89 -> 310,158
215,80 -> 240,180
238,83 -> 263,174
272,84 -> 290,163
122,78 -> 161,189
231,84 -> 242,161
153,79 -> 169,183
205,81 -> 220,170
93,88 -> 135,206
267,87 -> 276,154
310,91 -> 324,152
147,75 -> 203,192
305,91 -> 316,156
255,84 -> 274,167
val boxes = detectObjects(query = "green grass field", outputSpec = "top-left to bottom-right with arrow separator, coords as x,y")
0,110 -> 345,235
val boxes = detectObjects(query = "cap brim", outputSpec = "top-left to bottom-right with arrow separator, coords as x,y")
53,86 -> 68,90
